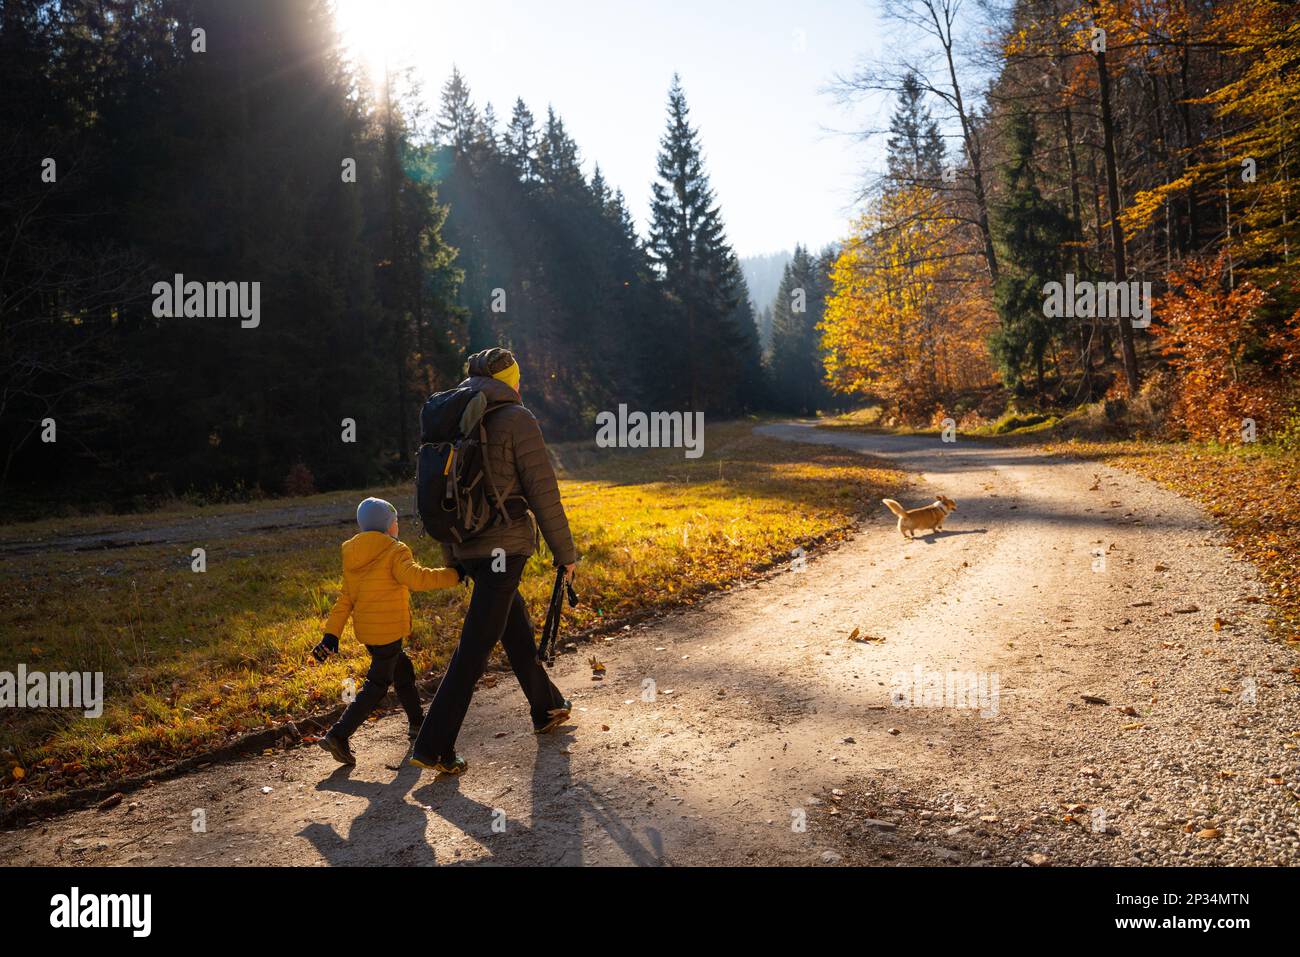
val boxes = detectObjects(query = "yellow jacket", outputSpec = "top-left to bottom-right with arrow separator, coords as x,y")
324,532 -> 459,646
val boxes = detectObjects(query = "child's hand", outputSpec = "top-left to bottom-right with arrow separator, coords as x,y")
311,634 -> 340,662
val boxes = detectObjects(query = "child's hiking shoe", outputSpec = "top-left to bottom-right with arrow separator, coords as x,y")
320,732 -> 356,766
534,699 -> 572,735
410,753 -> 468,776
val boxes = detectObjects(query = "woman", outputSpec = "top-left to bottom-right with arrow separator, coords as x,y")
410,347 -> 577,775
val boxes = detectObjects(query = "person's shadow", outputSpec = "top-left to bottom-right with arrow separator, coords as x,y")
413,724 -> 664,866
299,759 -> 437,866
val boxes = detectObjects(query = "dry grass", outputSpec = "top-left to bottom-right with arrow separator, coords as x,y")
0,421 -> 901,803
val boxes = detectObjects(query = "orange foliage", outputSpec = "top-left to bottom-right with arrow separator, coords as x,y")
1153,253 -> 1300,442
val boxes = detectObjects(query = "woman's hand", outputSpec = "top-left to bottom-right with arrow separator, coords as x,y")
561,562 -> 576,584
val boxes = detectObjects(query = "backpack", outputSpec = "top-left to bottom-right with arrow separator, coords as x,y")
415,386 -> 519,544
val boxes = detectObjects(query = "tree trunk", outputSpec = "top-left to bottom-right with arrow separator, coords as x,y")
1094,45 -> 1140,393
932,4 -> 999,285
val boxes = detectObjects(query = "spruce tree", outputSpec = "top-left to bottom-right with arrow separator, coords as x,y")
647,75 -> 762,413
436,66 -> 479,156
503,98 -> 539,184
769,245 -> 830,414
991,111 -> 1071,392
887,71 -> 946,186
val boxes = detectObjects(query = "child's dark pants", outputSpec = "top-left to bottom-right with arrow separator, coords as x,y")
330,638 -> 423,741
413,555 -> 564,761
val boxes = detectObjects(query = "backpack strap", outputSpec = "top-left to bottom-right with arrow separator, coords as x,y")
476,402 -> 516,527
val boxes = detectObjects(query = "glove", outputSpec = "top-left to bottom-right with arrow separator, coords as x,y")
311,634 -> 340,662
453,563 -> 469,584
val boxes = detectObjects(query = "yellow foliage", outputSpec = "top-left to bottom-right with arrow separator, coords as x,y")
821,187 -> 995,420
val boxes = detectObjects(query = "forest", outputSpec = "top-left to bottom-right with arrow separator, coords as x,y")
2,0 -> 1298,513
820,0 -> 1300,443
0,0 -> 763,509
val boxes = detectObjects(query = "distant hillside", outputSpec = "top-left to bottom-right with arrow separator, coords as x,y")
740,250 -> 791,315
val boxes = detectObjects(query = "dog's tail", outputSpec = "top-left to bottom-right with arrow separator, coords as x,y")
881,498 -> 907,517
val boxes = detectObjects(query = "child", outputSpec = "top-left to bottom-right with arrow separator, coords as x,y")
312,497 -> 461,765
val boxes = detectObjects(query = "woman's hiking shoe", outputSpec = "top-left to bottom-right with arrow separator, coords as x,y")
410,753 -> 468,775
319,732 -> 356,766
534,700 -> 572,734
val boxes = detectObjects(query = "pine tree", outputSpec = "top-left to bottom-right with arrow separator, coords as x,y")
647,75 -> 762,412
990,112 -> 1071,392
435,66 -> 479,155
886,71 -> 946,186
769,245 -> 831,414
503,98 -> 539,184
536,107 -> 585,196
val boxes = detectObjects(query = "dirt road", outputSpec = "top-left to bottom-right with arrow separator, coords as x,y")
3,424 -> 1296,866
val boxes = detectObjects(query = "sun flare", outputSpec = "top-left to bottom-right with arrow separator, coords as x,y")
331,0 -> 428,84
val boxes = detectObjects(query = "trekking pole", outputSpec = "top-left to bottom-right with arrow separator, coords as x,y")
538,566 -> 579,667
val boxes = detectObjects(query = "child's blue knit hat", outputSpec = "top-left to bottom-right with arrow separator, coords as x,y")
357,497 -> 398,533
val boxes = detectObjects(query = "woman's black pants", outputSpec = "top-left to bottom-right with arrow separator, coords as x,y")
413,554 -> 565,761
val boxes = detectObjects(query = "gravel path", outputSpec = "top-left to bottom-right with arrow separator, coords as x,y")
0,503 -> 354,556
2,423 -> 1295,866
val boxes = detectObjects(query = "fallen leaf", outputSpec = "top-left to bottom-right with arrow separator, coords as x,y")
850,630 -> 885,643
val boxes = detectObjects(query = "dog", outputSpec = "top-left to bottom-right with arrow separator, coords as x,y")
882,495 -> 957,539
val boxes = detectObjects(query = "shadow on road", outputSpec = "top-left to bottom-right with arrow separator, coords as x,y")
299,760 -> 436,866
408,726 -> 664,866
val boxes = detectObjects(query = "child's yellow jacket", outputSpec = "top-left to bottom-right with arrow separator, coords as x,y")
325,531 -> 458,645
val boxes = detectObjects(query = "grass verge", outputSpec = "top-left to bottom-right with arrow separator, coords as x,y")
0,421 -> 901,807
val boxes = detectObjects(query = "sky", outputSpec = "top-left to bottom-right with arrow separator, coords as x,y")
332,0 -> 892,258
